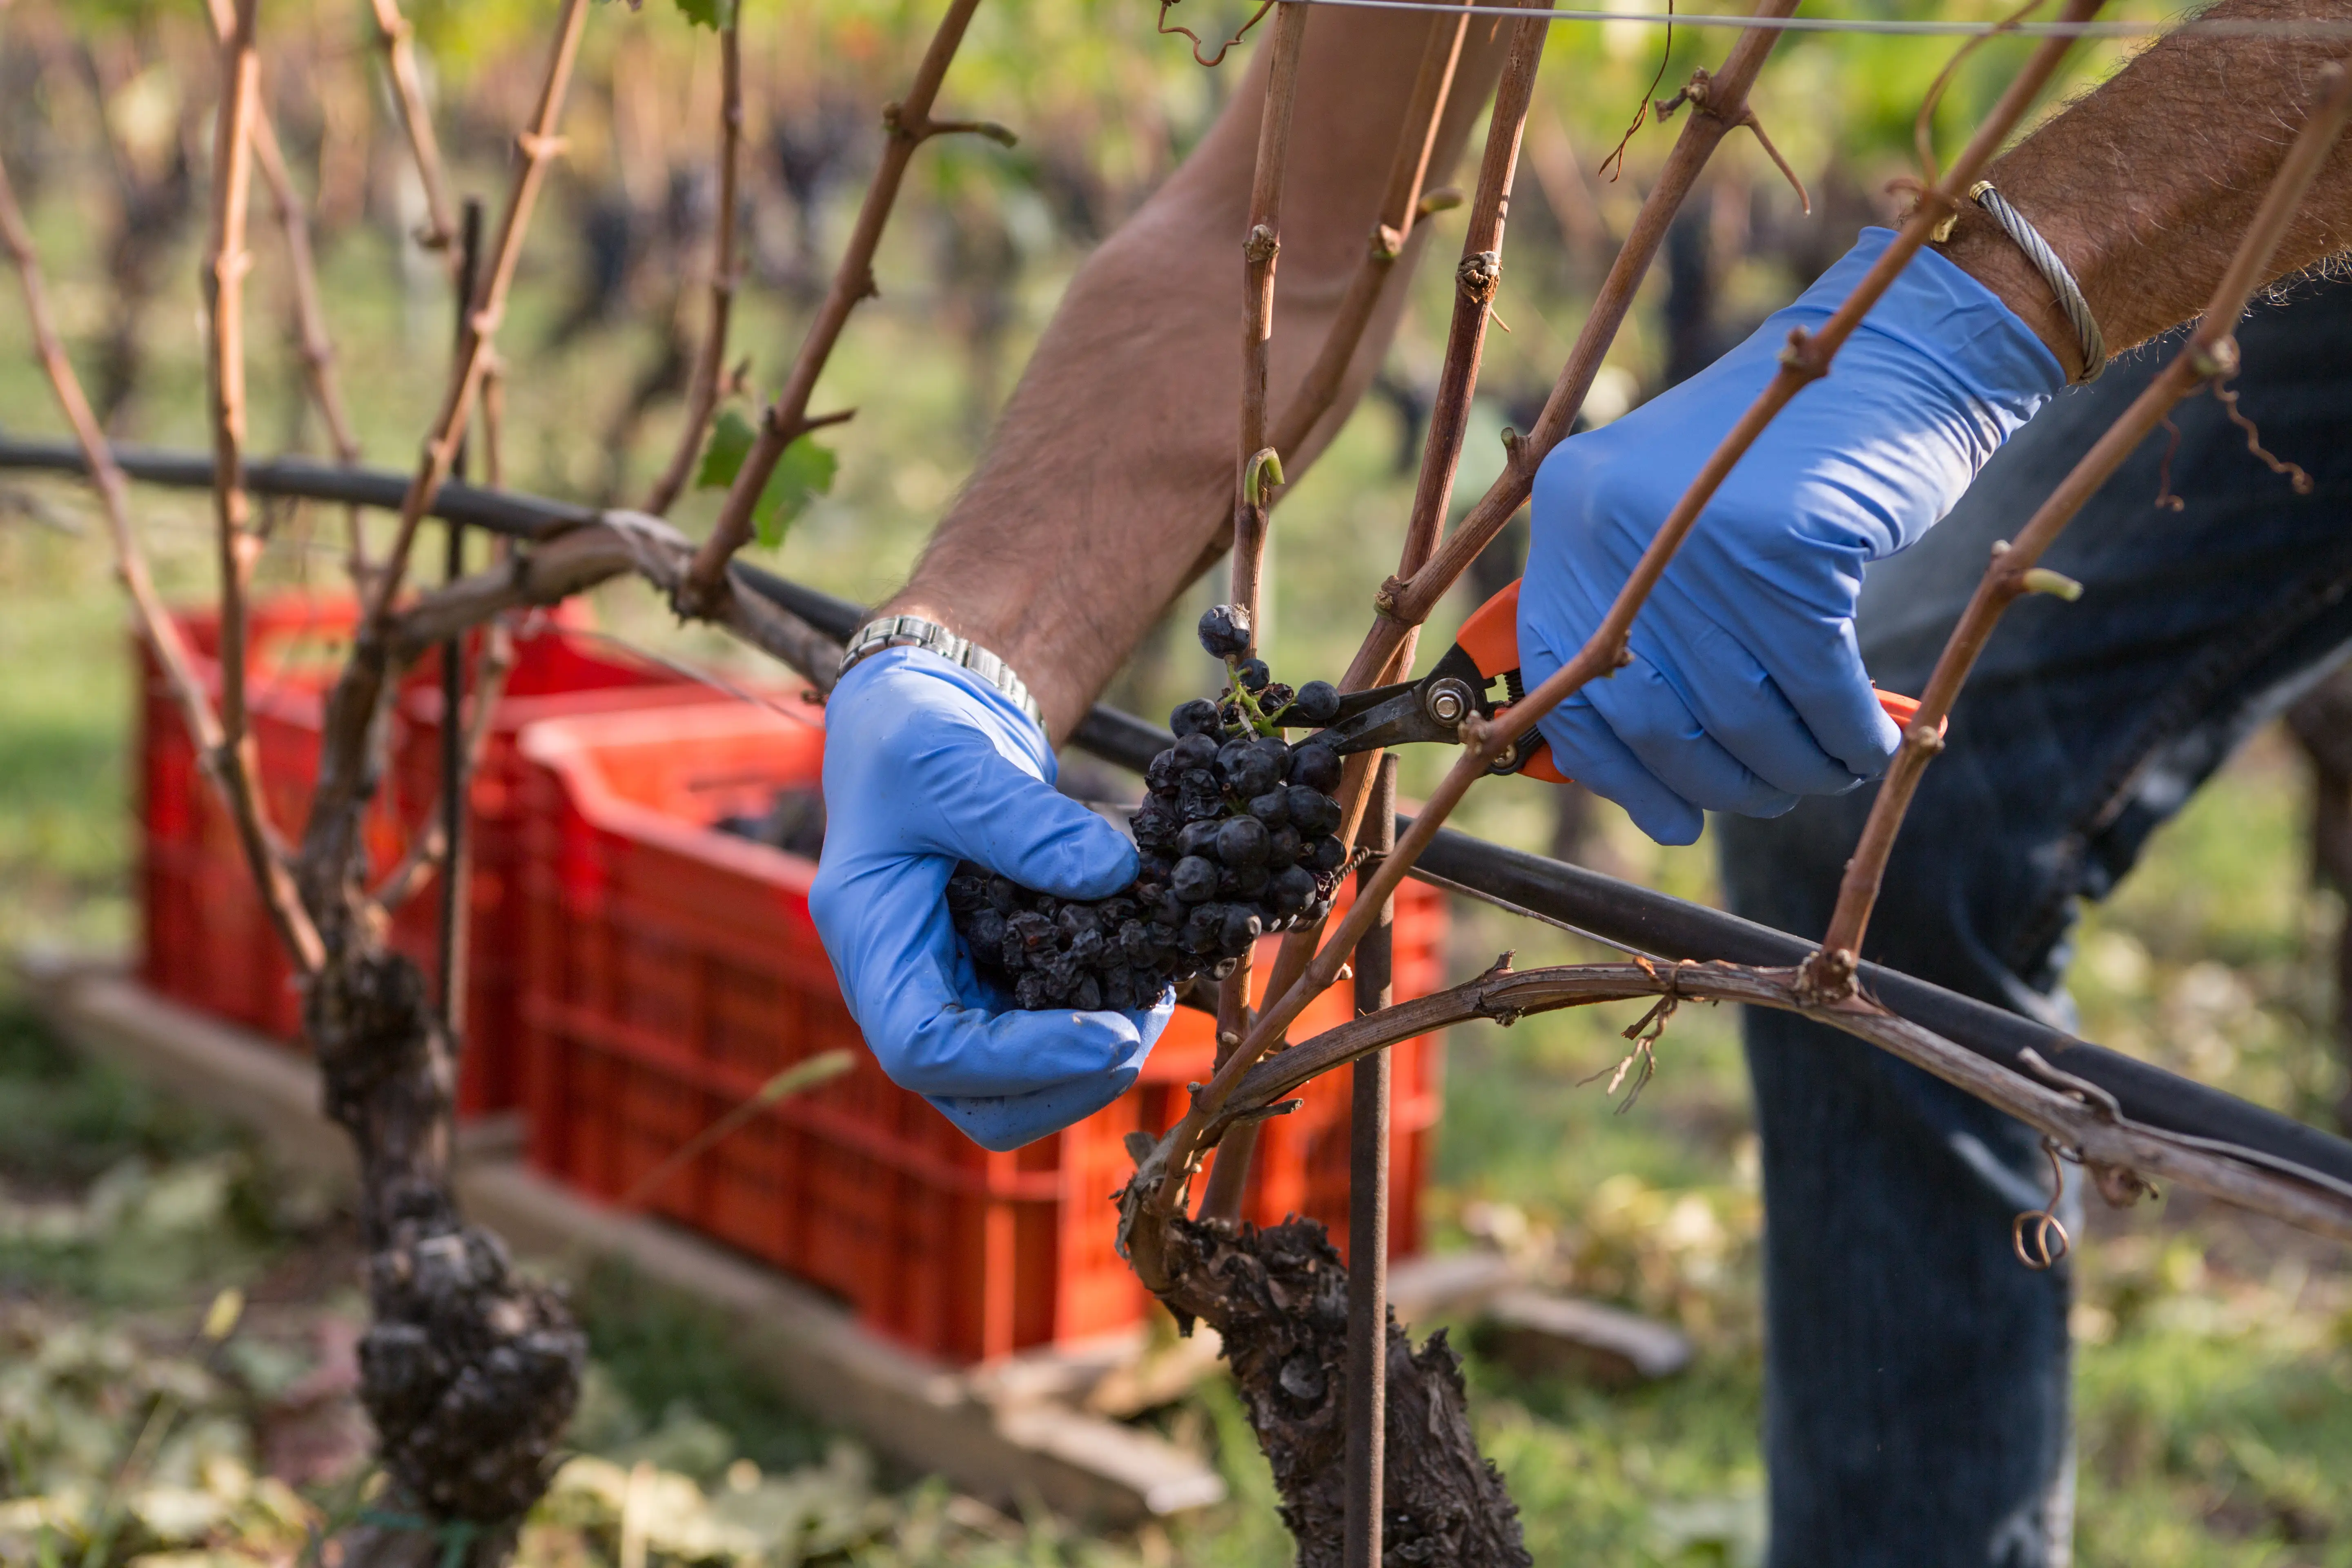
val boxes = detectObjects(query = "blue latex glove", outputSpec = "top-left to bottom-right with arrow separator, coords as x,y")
1521,228 -> 2065,845
811,646 -> 1172,1150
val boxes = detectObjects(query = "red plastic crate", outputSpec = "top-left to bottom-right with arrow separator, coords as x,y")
514,702 -> 1446,1363
136,595 -> 756,1114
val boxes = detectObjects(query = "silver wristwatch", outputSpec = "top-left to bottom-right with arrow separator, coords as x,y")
836,614 -> 1044,727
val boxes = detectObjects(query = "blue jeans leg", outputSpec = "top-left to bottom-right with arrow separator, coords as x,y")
1716,276 -> 2352,1568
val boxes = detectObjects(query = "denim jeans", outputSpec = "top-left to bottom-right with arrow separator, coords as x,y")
1716,276 -> 2352,1567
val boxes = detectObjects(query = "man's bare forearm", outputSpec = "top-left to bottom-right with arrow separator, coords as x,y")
884,8 -> 1510,737
1940,0 -> 2352,379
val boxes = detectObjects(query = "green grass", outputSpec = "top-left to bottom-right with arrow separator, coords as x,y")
0,534 -> 143,955
1480,1357 -> 1768,1567
2075,1325 -> 2352,1567
0,990 -> 291,1312
568,1258 -> 840,1480
0,994 -> 237,1192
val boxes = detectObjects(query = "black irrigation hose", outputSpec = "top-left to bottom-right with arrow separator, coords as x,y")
9,430 -> 2352,1190
1410,832 -> 2352,1191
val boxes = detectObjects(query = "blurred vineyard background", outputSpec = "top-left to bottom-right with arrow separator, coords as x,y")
2,0 -> 2350,1562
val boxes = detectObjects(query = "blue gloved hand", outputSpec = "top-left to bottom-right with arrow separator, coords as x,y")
1521,227 -> 2065,845
811,646 -> 1172,1150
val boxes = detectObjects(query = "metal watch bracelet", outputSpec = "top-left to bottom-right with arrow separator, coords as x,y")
836,614 -> 1045,728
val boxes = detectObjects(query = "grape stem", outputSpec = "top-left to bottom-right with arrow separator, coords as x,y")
1223,663 -> 1287,735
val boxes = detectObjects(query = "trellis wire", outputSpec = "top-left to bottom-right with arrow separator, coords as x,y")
1263,0 -> 2352,39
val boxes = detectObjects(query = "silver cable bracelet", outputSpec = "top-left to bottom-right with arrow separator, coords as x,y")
1969,180 -> 2106,381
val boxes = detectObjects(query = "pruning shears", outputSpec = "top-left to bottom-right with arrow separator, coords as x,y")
1310,578 -> 1933,782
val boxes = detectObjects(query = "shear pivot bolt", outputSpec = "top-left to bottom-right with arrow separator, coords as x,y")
1423,678 -> 1474,727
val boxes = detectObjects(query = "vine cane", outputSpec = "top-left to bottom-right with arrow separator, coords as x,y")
439,198 -> 484,1037
1344,754 -> 1398,1568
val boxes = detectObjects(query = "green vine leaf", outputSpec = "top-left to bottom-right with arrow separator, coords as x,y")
694,410 -> 836,552
694,407 -> 757,490
673,0 -> 737,31
753,435 -> 837,549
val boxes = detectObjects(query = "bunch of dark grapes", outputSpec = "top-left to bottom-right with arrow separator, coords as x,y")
947,603 -> 1352,1012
